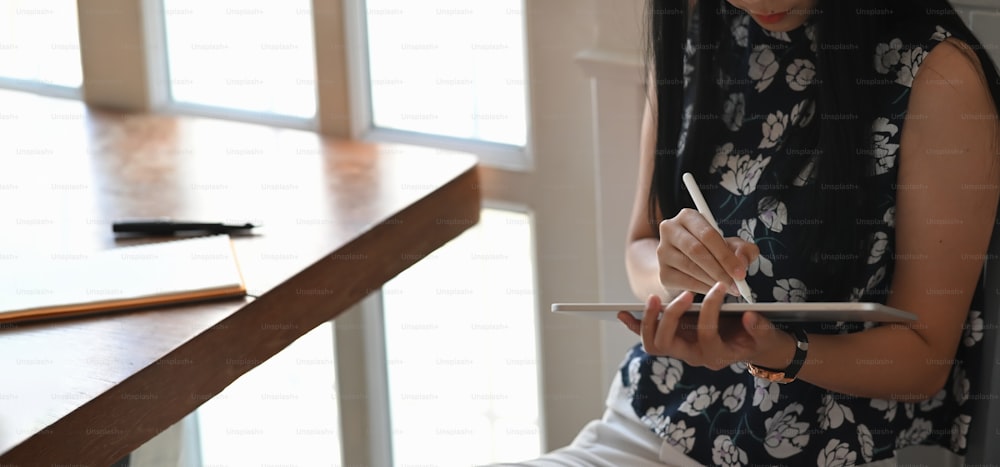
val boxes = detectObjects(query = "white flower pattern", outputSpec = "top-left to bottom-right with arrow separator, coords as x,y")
764,29 -> 791,42
721,383 -> 747,412
883,206 -> 895,228
868,231 -> 889,264
857,424 -> 875,463
723,93 -> 746,131
805,23 -> 818,53
874,38 -> 903,74
758,196 -> 788,233
773,278 -> 808,302
871,117 -> 900,175
870,398 -> 898,422
737,218 -> 774,277
764,403 -> 811,458
651,357 -> 684,394
896,47 -> 927,88
817,439 -> 858,467
752,378 -> 780,412
896,418 -> 933,448
794,156 -> 818,186
666,419 -> 697,453
679,385 -> 720,416
712,435 -> 749,467
641,405 -> 670,433
731,15 -> 749,48
963,310 -> 984,347
932,25 -> 952,42
953,366 -> 970,405
749,44 -> 779,92
711,142 -> 734,174
951,414 -> 971,451
786,59 -> 816,91
625,356 -> 641,398
719,153 -> 772,196
818,394 -> 856,430
919,389 -> 946,412
791,99 -> 816,127
760,111 -> 789,149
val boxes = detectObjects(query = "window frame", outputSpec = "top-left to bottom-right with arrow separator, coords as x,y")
0,77 -> 81,100
147,0 -> 321,130
0,0 -> 84,99
342,0 -> 534,172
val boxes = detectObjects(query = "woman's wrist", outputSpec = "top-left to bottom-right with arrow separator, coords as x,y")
749,327 -> 798,370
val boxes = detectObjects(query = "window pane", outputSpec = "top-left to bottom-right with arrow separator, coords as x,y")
162,0 -> 317,118
366,1 -> 528,147
0,0 -> 82,88
196,322 -> 342,465
383,209 -> 541,466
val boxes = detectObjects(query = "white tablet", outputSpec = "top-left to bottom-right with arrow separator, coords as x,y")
551,302 -> 917,322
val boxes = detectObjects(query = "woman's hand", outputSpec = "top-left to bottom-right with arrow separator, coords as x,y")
658,208 -> 760,296
617,282 -> 795,370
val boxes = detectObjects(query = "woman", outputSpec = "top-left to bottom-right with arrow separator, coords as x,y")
501,0 -> 1000,465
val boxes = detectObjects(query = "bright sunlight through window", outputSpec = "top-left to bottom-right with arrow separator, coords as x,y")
0,0 -> 81,89
383,209 -> 540,466
161,0 -> 317,119
197,322 -> 341,466
365,1 -> 528,147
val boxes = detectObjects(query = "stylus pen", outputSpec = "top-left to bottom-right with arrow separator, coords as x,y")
112,220 -> 258,235
681,172 -> 755,303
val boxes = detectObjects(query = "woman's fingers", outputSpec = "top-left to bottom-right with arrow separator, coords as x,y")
658,246 -> 716,294
659,209 -> 757,293
653,291 -> 692,352
726,238 -> 760,278
639,294 -> 662,349
661,213 -> 731,287
696,282 -> 729,369
619,287 -> 772,369
617,311 -> 641,334
677,209 -> 746,279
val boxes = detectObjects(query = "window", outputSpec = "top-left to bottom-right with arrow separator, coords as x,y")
196,323 -> 342,466
383,208 -> 540,466
160,0 -> 317,121
0,0 -> 82,92
361,0 -> 530,167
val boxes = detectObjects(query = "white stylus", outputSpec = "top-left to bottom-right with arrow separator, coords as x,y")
681,172 -> 755,303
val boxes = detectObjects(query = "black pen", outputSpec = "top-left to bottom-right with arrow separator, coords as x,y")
112,220 -> 258,235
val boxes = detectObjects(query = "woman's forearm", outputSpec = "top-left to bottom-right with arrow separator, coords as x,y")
625,238 -> 677,301
751,324 -> 952,402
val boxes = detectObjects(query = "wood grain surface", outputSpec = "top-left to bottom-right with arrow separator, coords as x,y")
0,89 -> 480,465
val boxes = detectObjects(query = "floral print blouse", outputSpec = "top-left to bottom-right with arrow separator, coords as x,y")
621,11 -> 986,467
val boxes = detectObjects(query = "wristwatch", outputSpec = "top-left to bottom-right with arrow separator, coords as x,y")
746,327 -> 809,384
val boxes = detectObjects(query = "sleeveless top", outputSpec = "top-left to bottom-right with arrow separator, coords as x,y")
620,10 -> 986,466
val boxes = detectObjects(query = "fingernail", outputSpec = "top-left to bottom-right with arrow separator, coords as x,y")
728,285 -> 740,297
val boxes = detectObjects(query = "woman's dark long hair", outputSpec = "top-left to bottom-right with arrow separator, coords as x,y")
645,0 -> 1000,300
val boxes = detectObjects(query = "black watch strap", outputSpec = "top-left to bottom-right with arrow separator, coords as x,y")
782,327 -> 809,380
757,327 -> 809,380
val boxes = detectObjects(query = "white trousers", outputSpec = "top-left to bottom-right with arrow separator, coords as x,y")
491,377 -> 899,467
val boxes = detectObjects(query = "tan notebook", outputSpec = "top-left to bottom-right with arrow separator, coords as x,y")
0,235 -> 247,323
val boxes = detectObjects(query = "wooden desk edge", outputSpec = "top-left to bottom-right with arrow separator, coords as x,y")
0,163 -> 481,465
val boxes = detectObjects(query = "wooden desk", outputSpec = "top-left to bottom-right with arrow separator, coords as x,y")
0,90 -> 480,465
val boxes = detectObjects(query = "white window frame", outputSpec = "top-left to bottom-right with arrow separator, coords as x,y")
0,77 -> 81,100
143,0 -> 320,131
0,0 -> 84,100
341,0 -> 534,172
